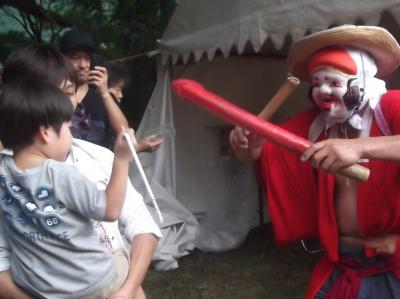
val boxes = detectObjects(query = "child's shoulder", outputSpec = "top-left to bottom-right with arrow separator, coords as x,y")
47,159 -> 82,178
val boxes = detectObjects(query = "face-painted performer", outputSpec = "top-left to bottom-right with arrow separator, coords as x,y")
306,45 -> 388,143
230,25 -> 400,299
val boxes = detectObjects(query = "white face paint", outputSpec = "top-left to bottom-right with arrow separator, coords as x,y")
311,68 -> 355,123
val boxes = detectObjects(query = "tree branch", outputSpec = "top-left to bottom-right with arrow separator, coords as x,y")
0,0 -> 73,27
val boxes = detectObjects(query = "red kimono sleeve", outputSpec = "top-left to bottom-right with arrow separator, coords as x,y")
257,108 -> 320,246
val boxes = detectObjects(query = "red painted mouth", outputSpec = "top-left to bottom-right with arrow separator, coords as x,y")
319,97 -> 336,110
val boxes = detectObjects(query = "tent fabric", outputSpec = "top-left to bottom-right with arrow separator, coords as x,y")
136,63 -> 177,195
134,64 -> 199,270
130,175 -> 198,271
194,162 -> 260,252
157,0 -> 400,65
136,55 -> 309,270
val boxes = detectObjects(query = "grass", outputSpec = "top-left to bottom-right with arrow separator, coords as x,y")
143,224 -> 322,299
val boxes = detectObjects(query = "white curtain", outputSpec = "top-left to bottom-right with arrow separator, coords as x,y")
133,63 -> 198,270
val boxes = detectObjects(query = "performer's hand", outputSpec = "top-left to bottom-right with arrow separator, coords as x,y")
229,126 -> 264,161
229,126 -> 249,151
136,134 -> 164,153
229,126 -> 264,151
363,234 -> 398,255
88,66 -> 109,96
301,138 -> 363,172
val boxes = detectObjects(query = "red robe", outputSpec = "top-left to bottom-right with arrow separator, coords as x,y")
257,90 -> 400,299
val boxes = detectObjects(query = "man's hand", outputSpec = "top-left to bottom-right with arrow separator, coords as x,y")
229,126 -> 250,151
88,66 -> 109,96
136,135 -> 164,153
229,126 -> 264,161
301,138 -> 364,172
229,126 -> 264,151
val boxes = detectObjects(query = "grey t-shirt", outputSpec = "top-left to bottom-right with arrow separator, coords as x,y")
0,155 -> 115,298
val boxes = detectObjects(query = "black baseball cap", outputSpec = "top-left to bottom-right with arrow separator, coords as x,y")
59,28 -> 96,54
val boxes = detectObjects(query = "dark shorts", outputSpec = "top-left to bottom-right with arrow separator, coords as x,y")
314,244 -> 400,299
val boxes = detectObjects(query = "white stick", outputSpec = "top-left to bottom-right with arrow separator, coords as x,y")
123,133 -> 163,223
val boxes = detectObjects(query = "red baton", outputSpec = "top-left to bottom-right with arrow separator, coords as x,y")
172,78 -> 370,182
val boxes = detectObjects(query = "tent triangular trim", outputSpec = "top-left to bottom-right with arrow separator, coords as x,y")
157,0 -> 400,65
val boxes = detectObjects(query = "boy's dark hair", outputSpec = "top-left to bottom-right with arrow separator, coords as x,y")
0,79 -> 73,151
105,62 -> 130,88
1,44 -> 76,88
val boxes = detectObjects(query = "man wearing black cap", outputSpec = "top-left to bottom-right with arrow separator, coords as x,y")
60,28 -> 128,147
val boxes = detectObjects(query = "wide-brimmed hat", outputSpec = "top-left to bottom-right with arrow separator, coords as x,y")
287,25 -> 400,81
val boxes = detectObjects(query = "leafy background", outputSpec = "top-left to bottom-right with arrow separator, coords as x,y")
0,0 -> 177,128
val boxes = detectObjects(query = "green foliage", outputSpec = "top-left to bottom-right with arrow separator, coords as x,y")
0,0 -> 177,65
0,0 -> 177,125
0,31 -> 30,66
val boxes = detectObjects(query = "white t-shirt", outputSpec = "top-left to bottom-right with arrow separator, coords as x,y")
66,138 -> 162,251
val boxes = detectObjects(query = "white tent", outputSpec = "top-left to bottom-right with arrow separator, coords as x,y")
134,0 -> 400,270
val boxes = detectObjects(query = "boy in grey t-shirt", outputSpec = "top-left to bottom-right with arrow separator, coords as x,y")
0,79 -> 135,298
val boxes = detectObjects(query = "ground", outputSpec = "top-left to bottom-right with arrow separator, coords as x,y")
144,224 -> 322,299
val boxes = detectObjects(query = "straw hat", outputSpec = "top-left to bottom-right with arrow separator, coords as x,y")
287,25 -> 400,81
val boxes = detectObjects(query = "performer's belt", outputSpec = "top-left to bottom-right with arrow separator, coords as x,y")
325,238 -> 400,299
339,235 -> 364,247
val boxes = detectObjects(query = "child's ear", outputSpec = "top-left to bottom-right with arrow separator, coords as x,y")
38,126 -> 52,143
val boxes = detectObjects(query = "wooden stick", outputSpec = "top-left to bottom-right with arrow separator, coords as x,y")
172,79 -> 370,182
258,75 -> 300,120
